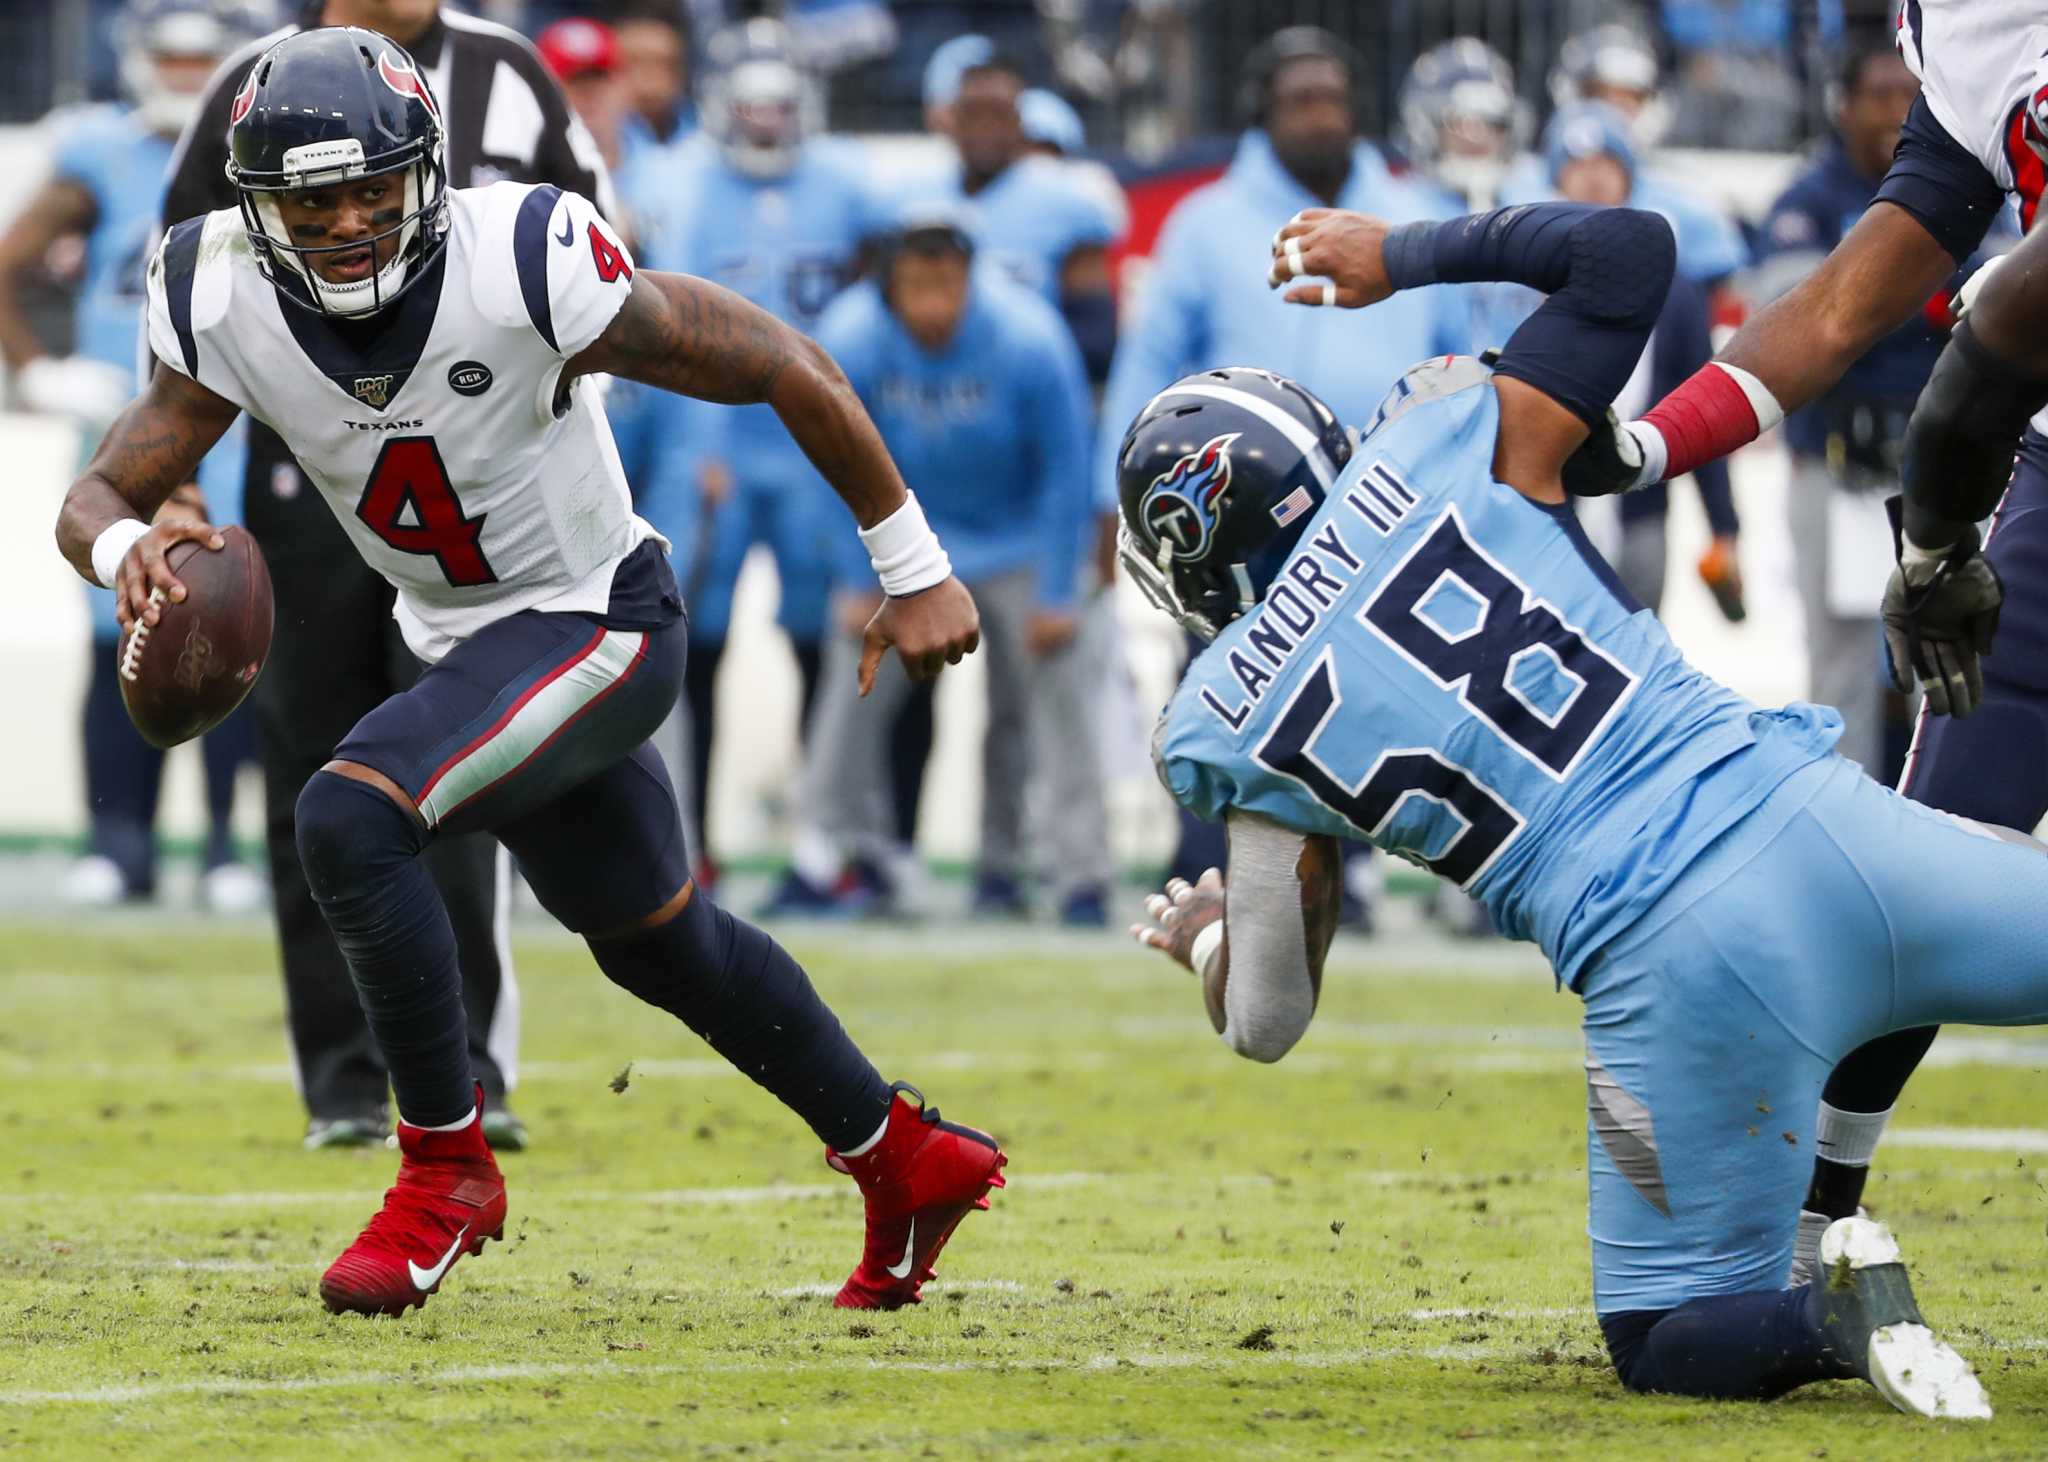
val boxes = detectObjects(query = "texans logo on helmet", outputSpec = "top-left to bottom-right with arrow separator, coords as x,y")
1140,433 -> 1240,561
378,50 -> 441,121
229,66 -> 258,127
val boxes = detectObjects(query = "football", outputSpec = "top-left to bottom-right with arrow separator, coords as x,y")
115,525 -> 273,749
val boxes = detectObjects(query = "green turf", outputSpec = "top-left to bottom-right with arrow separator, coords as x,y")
0,919 -> 2043,1459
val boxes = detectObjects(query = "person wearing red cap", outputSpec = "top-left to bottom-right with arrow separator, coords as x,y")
537,19 -> 626,176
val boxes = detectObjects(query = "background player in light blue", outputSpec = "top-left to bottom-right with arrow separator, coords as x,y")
1121,199 -> 2048,1419
1512,22 -> 1749,289
777,213 -> 1097,917
918,36 -> 1118,379
0,0 -> 262,910
632,18 -> 877,884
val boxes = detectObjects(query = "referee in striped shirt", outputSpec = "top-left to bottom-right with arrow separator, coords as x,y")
161,0 -> 618,1152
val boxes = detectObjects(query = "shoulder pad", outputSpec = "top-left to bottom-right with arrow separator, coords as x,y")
1361,354 -> 1493,440
460,183 -> 543,329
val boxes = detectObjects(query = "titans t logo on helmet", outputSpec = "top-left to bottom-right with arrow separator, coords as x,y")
1141,433 -> 1241,561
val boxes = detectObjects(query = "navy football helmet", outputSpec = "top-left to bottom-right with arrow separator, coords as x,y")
1116,367 -> 1352,639
701,19 -> 821,179
1398,39 -> 1529,209
226,26 -> 449,318
118,0 -> 267,137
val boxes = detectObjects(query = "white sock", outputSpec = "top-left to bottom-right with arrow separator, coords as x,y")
1787,1208 -> 1832,1289
413,1106 -> 479,1133
838,1109 -> 891,1158
1815,1100 -> 1892,1167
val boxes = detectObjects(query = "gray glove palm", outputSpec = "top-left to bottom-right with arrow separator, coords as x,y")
1881,497 -> 2003,718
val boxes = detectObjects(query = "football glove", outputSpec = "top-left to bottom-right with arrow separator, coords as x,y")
1563,407 -> 1660,497
1880,496 -> 2003,718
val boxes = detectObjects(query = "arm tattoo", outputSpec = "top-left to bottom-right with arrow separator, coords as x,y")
587,272 -> 795,404
54,368 -> 238,578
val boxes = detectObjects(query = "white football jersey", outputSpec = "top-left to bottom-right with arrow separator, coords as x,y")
1897,0 -> 2048,227
146,181 -> 661,662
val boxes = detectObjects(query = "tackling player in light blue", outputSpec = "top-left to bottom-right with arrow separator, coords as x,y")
1123,201 -> 2042,1419
0,0 -> 259,908
630,18 -> 879,878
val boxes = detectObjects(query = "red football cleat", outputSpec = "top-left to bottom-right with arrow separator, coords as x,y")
319,1085 -> 507,1317
826,1083 -> 1007,1309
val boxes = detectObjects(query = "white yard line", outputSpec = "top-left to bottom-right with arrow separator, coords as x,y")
0,1168 -> 1585,1210
0,1343 -> 1536,1408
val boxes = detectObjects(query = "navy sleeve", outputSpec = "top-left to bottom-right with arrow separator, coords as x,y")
1385,204 -> 1675,428
1873,95 -> 2007,263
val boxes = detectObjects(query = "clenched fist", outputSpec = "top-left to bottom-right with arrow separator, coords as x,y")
1267,209 -> 1396,310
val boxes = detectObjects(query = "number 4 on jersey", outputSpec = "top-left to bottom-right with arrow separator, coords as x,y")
589,223 -> 631,284
357,436 -> 497,587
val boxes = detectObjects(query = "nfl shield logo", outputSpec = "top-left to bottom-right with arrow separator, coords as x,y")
354,374 -> 395,408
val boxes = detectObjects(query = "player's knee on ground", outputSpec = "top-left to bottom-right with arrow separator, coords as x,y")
1598,1291 -> 1853,1401
1600,1310 -> 1665,1393
294,769 -> 426,903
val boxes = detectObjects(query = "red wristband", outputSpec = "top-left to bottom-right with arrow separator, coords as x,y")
1641,364 -> 1763,482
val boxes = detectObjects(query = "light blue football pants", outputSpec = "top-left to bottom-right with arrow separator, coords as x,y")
1578,753 -> 2048,1316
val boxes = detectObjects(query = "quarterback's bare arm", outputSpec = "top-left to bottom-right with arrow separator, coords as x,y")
569,269 -> 980,689
571,270 -> 908,532
1131,813 -> 1343,1063
54,363 -> 240,631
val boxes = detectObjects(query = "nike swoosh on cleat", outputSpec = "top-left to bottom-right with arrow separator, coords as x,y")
884,1219 -> 917,1280
407,1226 -> 471,1291
554,214 -> 574,247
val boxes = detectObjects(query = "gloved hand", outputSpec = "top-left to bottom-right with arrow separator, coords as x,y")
1563,407 -> 1661,497
1881,496 -> 2003,717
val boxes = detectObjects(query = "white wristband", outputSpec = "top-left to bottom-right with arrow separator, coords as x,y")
1189,919 -> 1225,980
860,492 -> 952,598
91,519 -> 149,591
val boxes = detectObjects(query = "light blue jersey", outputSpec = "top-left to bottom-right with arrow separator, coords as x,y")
1154,358 -> 1837,986
52,106 -> 174,373
633,137 -> 880,640
637,136 -> 879,487
914,154 -> 1116,301
53,105 -> 245,641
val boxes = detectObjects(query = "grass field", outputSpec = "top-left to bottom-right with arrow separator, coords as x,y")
3,913 -> 2047,1459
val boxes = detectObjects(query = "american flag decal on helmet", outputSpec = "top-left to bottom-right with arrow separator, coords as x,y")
1270,486 -> 1314,528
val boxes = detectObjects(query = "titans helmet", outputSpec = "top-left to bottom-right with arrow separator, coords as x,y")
1549,24 -> 1667,147
1397,38 -> 1529,208
118,0 -> 267,137
1117,368 -> 1352,639
225,26 -> 449,319
701,19 -> 821,179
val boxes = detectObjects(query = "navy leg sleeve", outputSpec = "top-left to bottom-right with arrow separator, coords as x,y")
295,770 -> 474,1127
1602,1285 -> 1859,1400
588,891 -> 892,1151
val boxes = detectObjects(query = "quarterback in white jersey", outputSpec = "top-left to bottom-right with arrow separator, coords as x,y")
146,180 -> 657,662
54,27 -> 1008,1321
